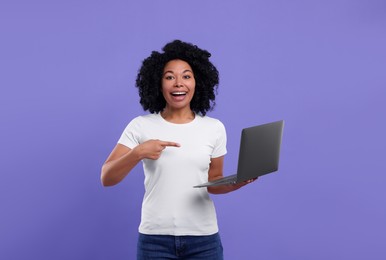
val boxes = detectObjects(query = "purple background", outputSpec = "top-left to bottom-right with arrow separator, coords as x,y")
1,0 -> 385,259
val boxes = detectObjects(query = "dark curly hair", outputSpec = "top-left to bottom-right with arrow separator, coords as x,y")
135,40 -> 219,116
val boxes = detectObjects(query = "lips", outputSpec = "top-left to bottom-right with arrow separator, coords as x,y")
171,91 -> 187,96
170,91 -> 187,101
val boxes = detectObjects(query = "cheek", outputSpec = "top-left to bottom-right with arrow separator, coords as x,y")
190,85 -> 196,96
189,80 -> 196,93
162,78 -> 175,88
161,81 -> 169,94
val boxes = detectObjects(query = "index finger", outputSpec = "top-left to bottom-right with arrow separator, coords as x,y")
159,141 -> 181,147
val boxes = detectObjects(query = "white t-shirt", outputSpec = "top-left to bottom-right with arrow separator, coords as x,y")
118,113 -> 227,236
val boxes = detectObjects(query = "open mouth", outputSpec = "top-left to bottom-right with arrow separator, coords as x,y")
171,91 -> 187,97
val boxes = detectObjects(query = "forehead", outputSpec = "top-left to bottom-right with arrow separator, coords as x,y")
163,59 -> 193,72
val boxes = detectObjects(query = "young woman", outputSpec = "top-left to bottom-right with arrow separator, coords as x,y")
101,40 -> 256,259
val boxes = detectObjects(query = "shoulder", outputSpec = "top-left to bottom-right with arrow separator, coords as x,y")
124,113 -> 161,131
196,115 -> 225,128
128,113 -> 160,124
195,115 -> 226,136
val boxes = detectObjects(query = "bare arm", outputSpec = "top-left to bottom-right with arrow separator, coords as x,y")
101,140 -> 180,186
206,156 -> 256,194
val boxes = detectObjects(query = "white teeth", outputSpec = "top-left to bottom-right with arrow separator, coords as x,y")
171,92 -> 186,95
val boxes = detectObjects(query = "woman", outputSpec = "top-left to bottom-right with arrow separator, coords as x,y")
101,40 -> 256,259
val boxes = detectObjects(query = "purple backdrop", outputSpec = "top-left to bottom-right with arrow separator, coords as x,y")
1,0 -> 385,259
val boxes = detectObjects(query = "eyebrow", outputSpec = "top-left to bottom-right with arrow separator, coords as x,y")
163,69 -> 193,76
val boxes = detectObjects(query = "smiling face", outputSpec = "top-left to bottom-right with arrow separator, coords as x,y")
161,59 -> 196,112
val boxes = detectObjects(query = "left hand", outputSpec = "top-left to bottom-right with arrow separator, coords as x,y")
231,177 -> 258,189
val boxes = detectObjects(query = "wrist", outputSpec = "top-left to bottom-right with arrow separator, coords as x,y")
131,146 -> 143,161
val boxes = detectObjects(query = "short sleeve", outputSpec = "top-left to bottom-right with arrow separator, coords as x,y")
211,120 -> 227,158
117,117 -> 141,149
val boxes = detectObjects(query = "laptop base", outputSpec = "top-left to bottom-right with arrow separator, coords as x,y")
193,174 -> 237,188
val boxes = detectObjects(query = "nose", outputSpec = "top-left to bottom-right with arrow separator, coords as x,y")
175,77 -> 183,88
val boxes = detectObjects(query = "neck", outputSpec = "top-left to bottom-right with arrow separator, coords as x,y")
161,107 -> 195,124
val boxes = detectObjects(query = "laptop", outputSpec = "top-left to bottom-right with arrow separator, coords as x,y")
193,120 -> 284,188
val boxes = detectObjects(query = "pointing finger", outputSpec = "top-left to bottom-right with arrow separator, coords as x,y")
159,141 -> 181,147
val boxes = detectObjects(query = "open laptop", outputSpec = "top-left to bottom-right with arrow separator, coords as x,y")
194,120 -> 284,188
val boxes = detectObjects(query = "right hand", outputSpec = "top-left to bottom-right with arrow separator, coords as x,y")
134,139 -> 180,160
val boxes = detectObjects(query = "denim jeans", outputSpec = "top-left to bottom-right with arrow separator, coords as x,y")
137,232 -> 224,260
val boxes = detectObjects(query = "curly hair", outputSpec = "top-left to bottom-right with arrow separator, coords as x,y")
135,40 -> 219,116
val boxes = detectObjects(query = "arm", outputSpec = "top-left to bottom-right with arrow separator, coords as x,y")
206,156 -> 257,194
100,144 -> 141,186
101,140 -> 180,186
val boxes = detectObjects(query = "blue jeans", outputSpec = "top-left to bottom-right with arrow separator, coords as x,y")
137,232 -> 224,260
